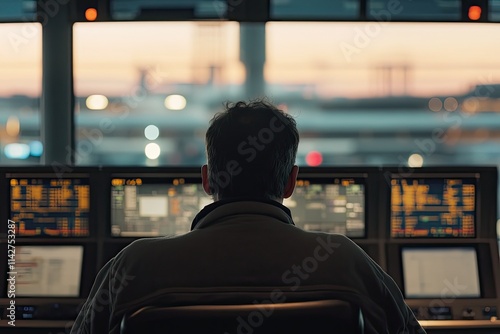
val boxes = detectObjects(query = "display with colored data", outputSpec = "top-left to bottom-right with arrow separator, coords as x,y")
284,177 -> 365,237
402,247 -> 481,298
391,177 -> 476,238
14,245 -> 84,297
111,177 -> 212,237
10,177 -> 90,237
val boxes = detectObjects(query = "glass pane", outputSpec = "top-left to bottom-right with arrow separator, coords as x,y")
110,0 -> 227,20
367,0 -> 461,21
490,0 -> 500,21
271,0 -> 359,20
73,22 -> 242,165
0,0 -> 37,21
0,23 -> 42,165
266,22 -> 500,167
74,21 -> 500,169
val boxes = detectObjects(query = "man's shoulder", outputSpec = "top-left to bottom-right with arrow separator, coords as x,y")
115,235 -> 185,260
299,230 -> 358,245
300,231 -> 374,261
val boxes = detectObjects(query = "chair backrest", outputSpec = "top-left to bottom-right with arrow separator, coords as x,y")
120,297 -> 364,334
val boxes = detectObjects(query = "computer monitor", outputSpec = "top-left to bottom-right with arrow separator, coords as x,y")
9,176 -> 90,237
401,247 -> 481,298
111,176 -> 212,237
284,176 -> 365,237
390,175 -> 477,238
13,245 -> 84,297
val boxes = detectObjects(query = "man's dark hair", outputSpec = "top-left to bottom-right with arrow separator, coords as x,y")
206,99 -> 299,200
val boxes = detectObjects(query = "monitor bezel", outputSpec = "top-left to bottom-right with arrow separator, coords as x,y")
386,241 -> 497,299
298,167 -> 379,240
389,172 -> 479,239
6,171 -> 94,238
400,245 -> 482,299
104,166 -> 376,239
290,170 -> 370,239
13,244 -> 85,298
1,243 -> 93,298
382,166 -> 498,240
109,172 -> 208,238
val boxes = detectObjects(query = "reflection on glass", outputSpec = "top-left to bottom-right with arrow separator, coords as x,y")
0,23 -> 41,165
110,0 -> 227,20
0,0 -> 37,21
270,0 -> 359,19
367,0 -> 461,21
490,0 -> 500,21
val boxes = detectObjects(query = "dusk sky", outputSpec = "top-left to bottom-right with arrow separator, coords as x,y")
1,22 -> 500,98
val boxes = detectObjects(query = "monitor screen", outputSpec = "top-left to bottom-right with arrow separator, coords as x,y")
391,176 -> 476,238
402,247 -> 481,298
13,245 -> 84,297
111,177 -> 212,237
284,177 -> 365,237
9,177 -> 90,237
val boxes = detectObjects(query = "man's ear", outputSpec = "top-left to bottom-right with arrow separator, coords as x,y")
283,165 -> 299,199
201,164 -> 212,195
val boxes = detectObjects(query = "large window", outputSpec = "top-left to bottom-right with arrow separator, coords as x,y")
74,22 -> 500,168
73,22 -> 242,165
266,22 -> 500,166
0,23 -> 42,164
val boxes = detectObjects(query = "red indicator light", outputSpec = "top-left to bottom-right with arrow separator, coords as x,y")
305,151 -> 323,167
468,6 -> 482,21
85,8 -> 98,21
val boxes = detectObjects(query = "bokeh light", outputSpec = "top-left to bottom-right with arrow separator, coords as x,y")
408,153 -> 424,167
145,143 -> 161,159
86,95 -> 109,110
144,125 -> 160,140
444,97 -> 458,112
6,116 -> 20,137
85,8 -> 98,21
5,143 -> 30,159
306,151 -> 323,166
428,98 -> 442,112
164,94 -> 187,110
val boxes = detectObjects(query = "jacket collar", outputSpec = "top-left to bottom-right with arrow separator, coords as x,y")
191,198 -> 294,230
